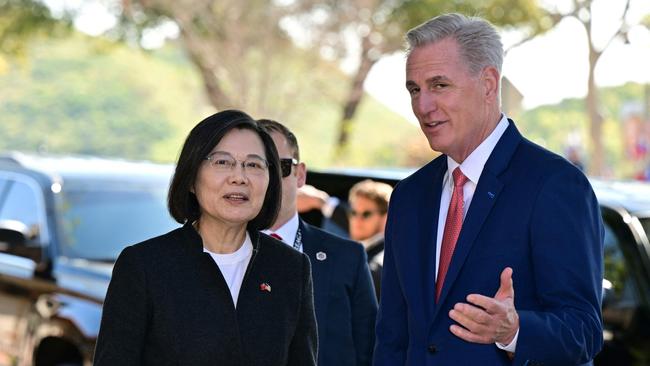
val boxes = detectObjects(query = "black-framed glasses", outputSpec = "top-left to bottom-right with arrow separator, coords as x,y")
348,209 -> 382,219
205,152 -> 269,176
280,158 -> 298,178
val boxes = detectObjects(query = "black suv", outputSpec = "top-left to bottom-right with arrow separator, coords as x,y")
0,152 -> 180,366
304,168 -> 650,366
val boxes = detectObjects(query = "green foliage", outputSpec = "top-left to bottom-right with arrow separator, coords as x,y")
0,0 -> 70,59
392,0 -> 551,33
0,33 -> 421,167
0,35 -> 203,161
518,82 -> 648,178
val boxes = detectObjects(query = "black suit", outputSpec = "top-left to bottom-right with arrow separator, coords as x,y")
300,220 -> 377,366
94,224 -> 317,366
365,238 -> 384,299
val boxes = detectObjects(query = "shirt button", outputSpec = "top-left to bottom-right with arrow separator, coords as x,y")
427,344 -> 437,354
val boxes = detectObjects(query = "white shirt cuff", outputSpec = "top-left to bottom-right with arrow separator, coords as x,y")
495,327 -> 519,353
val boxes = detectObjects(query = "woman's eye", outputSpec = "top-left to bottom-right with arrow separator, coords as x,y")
214,159 -> 230,166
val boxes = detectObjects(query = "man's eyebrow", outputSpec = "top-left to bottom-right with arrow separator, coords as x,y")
426,75 -> 449,84
405,80 -> 418,89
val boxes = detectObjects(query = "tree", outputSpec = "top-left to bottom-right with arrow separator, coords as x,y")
0,0 -> 69,69
289,0 -> 554,159
540,0 -> 650,176
117,0 -> 326,119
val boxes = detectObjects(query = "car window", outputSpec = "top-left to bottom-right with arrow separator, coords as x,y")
603,219 -> 636,303
0,178 -> 44,262
57,179 -> 179,261
0,179 -> 42,243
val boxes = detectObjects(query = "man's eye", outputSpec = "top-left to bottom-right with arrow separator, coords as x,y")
408,87 -> 420,96
433,83 -> 448,89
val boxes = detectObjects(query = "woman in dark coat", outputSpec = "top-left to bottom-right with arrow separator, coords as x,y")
94,110 -> 317,366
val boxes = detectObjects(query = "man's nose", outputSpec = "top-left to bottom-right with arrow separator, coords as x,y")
413,91 -> 437,116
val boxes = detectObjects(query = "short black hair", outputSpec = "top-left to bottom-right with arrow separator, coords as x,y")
168,110 -> 282,230
257,119 -> 300,160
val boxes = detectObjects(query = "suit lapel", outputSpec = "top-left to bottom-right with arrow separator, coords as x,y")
299,220 -> 333,326
432,120 -> 523,314
418,158 -> 446,320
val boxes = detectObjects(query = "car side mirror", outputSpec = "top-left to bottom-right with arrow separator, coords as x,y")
0,219 -> 29,248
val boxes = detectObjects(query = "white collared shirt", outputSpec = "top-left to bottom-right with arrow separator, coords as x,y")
433,114 -> 519,352
203,232 -> 253,307
262,213 -> 302,252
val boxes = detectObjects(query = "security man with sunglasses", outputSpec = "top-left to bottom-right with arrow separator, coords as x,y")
348,179 -> 393,298
258,119 -> 377,366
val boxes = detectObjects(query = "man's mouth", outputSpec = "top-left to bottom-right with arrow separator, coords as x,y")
423,121 -> 446,128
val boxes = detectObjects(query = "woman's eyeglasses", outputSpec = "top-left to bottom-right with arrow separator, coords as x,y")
348,210 -> 382,219
280,158 -> 298,178
205,152 -> 268,176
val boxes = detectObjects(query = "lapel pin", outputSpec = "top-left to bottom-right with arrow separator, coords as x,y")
487,192 -> 495,199
316,252 -> 327,261
260,282 -> 271,292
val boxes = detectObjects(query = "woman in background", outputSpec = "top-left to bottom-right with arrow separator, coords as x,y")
94,110 -> 317,366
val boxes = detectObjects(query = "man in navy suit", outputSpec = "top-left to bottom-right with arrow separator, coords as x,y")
374,13 -> 604,366
259,119 -> 377,366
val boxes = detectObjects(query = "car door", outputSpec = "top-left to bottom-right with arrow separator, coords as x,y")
596,206 -> 650,365
0,173 -> 49,366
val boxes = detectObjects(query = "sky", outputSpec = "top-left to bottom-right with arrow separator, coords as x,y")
365,0 -> 650,123
46,0 -> 650,124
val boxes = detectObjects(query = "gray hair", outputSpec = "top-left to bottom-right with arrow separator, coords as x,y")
406,13 -> 504,76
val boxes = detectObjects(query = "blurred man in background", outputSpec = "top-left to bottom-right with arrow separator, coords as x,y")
348,179 -> 392,298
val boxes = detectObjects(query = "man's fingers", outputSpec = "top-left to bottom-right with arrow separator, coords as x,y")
449,324 -> 493,344
495,267 -> 514,300
449,307 -> 489,332
465,294 -> 501,315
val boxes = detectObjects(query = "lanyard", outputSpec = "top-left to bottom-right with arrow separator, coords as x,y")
293,227 -> 302,251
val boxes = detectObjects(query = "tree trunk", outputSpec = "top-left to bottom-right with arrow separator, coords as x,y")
179,27 -> 234,111
586,46 -> 604,176
333,38 -> 378,160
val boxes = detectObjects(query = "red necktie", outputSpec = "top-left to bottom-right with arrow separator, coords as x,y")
270,233 -> 283,241
436,167 -> 468,302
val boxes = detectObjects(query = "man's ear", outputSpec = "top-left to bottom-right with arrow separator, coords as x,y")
482,65 -> 500,102
296,162 -> 307,188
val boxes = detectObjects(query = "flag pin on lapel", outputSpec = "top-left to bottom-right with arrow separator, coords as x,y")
260,282 -> 271,293
316,252 -> 327,261
487,191 -> 495,199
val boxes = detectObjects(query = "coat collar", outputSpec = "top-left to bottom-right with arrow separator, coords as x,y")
431,120 -> 523,316
181,222 -> 262,256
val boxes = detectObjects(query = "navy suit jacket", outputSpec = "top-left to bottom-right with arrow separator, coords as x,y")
300,220 -> 378,366
374,121 -> 604,366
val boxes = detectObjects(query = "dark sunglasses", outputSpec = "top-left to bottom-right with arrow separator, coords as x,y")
348,210 -> 381,219
280,158 -> 298,178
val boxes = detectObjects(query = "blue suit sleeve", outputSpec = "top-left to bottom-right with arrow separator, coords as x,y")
373,193 -> 409,366
514,166 -> 604,365
351,246 -> 378,366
